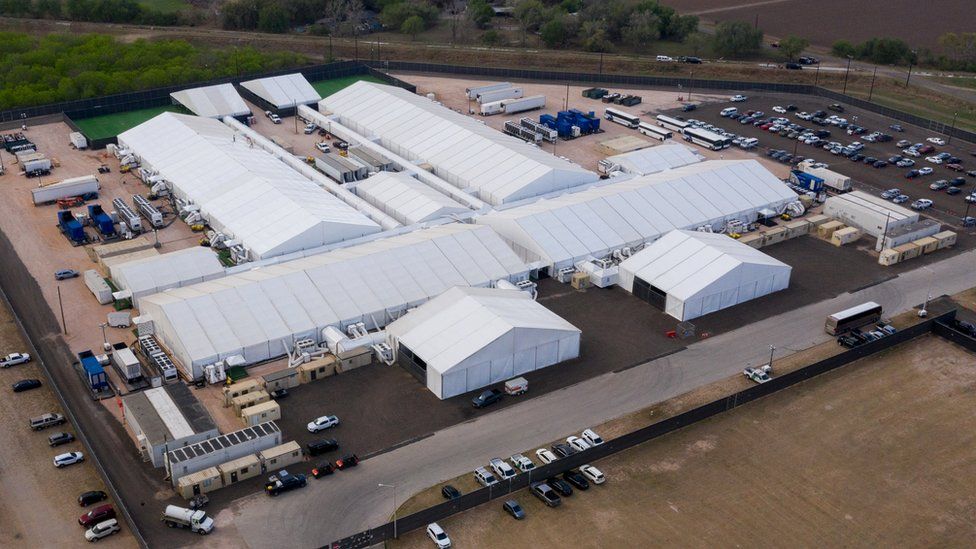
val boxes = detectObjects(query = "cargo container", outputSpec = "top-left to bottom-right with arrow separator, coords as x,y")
802,166 -> 851,192
69,131 -> 88,149
241,400 -> 281,427
817,220 -> 845,239
222,379 -> 264,406
466,82 -> 512,100
231,390 -> 270,416
258,441 -> 303,470
501,95 -> 546,114
806,214 -> 830,227
788,170 -> 824,192
831,226 -> 861,246
477,87 -> 523,104
111,342 -> 142,381
79,350 -> 108,390
31,175 -> 100,206
218,454 -> 261,485
315,154 -> 368,183
84,270 -> 114,304
934,230 -> 957,249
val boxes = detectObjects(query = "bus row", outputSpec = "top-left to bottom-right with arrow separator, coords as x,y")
603,107 -> 733,151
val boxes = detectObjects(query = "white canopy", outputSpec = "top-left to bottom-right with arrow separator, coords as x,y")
354,172 -> 470,225
386,287 -> 581,399
118,113 -> 381,260
170,83 -> 250,119
110,247 -> 226,306
606,143 -> 703,175
619,230 -> 791,321
240,73 -> 321,109
477,160 -> 799,272
320,81 -> 598,205
138,224 -> 530,375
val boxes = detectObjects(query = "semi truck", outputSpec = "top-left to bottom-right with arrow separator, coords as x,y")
161,505 -> 215,534
31,175 -> 100,206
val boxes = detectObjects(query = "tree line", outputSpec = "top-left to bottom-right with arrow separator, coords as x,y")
0,32 -> 307,110
0,0 -> 196,26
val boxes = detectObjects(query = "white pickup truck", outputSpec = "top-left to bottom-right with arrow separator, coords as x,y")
743,365 -> 772,384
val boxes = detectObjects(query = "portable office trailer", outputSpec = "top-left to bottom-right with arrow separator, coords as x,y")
914,236 -> 939,254
934,230 -> 957,249
738,232 -> 764,248
477,87 -> 523,104
231,390 -> 270,415
823,191 -> 918,238
784,219 -> 811,237
31,175 -> 99,205
763,226 -> 789,245
348,147 -> 393,172
297,355 -> 337,383
84,270 -> 114,305
258,441 -> 303,470
176,466 -> 222,499
262,368 -> 299,393
222,379 -> 264,406
241,400 -> 281,426
336,348 -> 372,373
831,227 -> 861,246
876,219 -> 940,251
315,154 -> 368,183
878,248 -> 900,266
894,242 -> 921,261
111,342 -> 142,381
466,82 -> 512,100
166,422 -> 281,485
218,454 -> 261,485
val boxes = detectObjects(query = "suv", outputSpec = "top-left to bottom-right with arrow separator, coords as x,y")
471,388 -> 503,408
489,458 -> 516,480
49,431 -> 75,447
510,453 -> 536,473
30,413 -> 66,431
552,443 -> 577,458
530,482 -> 562,507
85,519 -> 121,542
12,379 -> 41,392
473,467 -> 498,487
562,470 -> 590,490
265,470 -> 307,496
79,504 -> 115,528
306,438 -> 339,456
54,451 -> 84,468
426,523 -> 452,548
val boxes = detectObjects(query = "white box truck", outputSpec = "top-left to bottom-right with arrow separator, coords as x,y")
31,175 -> 100,206
804,166 -> 852,192
161,505 -> 214,535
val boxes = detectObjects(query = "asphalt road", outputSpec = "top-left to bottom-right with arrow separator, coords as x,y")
223,247 -> 976,547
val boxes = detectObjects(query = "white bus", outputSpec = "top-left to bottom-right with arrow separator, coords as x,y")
682,126 -> 732,150
655,114 -> 690,133
637,122 -> 673,141
604,108 -> 640,128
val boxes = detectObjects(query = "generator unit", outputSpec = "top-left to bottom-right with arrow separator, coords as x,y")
112,197 -> 143,232
57,210 -> 85,243
133,195 -> 164,228
87,204 -> 116,237
503,121 -> 542,144
519,118 -> 557,143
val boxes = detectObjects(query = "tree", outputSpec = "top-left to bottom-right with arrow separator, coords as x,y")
401,14 -> 425,39
778,35 -> 809,61
258,3 -> 290,33
621,10 -> 659,51
580,20 -> 611,52
831,39 -> 856,58
513,0 -> 545,44
540,17 -> 568,48
712,20 -> 762,57
481,29 -> 501,46
684,32 -> 708,57
467,0 -> 493,29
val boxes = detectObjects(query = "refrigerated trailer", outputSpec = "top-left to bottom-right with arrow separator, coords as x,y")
477,87 -> 523,104
501,95 -> 546,114
466,82 -> 513,100
31,175 -> 99,206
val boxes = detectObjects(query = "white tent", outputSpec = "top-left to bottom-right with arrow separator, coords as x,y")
137,224 -> 530,377
606,143 -> 703,175
118,113 -> 381,260
320,81 -> 598,205
111,247 -> 226,306
618,230 -> 791,321
354,172 -> 470,225
386,287 -> 581,399
477,160 -> 799,272
239,73 -> 321,110
170,83 -> 250,119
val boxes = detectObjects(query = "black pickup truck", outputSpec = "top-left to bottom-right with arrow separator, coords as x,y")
265,470 -> 307,497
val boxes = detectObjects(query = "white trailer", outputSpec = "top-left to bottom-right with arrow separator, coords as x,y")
69,131 -> 88,149
804,166 -> 852,192
31,175 -> 100,206
502,95 -> 546,115
466,82 -> 512,100
84,270 -> 114,305
479,100 -> 505,116
17,152 -> 52,175
477,87 -> 523,104
111,342 -> 141,381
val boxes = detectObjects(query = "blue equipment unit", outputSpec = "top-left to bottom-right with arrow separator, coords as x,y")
87,204 -> 116,237
79,350 -> 108,390
57,210 -> 85,243
789,170 -> 825,192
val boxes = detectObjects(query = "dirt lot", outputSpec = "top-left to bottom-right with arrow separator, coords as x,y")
0,293 -> 135,548
391,334 -> 976,548
667,0 -> 975,50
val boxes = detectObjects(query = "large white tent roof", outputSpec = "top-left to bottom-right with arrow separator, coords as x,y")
320,81 -> 598,205
619,230 -> 790,302
170,83 -> 250,118
111,247 -> 226,306
118,113 -> 381,259
240,73 -> 321,109
355,172 -> 470,225
476,160 -> 798,271
387,286 -> 580,377
606,143 -> 703,175
138,224 -> 530,371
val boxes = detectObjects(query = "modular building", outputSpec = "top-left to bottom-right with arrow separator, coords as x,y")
166,421 -> 281,485
218,454 -> 262,485
121,384 -> 219,468
258,441 -> 303,470
348,147 -> 393,172
297,355 -> 337,383
354,172 -> 469,225
876,219 -> 941,251
823,190 -> 918,239
84,270 -> 114,305
241,400 -> 281,427
232,390 -> 270,416
176,466 -> 222,499
239,73 -> 321,116
262,368 -> 299,393
222,378 -> 264,407
386,287 -> 581,399
618,230 -> 792,321
315,154 -> 368,183
170,83 -> 250,120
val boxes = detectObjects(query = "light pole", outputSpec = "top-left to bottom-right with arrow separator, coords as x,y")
842,56 -> 853,95
906,49 -> 917,86
767,344 -> 775,369
815,62 -> 821,86
918,266 -> 933,318
99,322 -> 109,351
963,181 -> 976,221
947,111 -> 958,145
378,483 -> 398,539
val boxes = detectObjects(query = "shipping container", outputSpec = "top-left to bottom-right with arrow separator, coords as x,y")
831,226 -> 861,246
805,214 -> 830,227
31,175 -> 99,206
84,270 -> 114,304
258,441 -> 303,470
241,400 -> 281,427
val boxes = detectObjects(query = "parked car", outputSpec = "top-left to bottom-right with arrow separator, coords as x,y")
950,177 -> 967,186
947,186 -> 962,195
84,519 -> 121,542
655,55 -> 674,62
306,438 -> 339,456
535,448 -> 558,464
1,352 -> 31,368
905,170 -> 920,179
580,464 -> 606,485
441,485 -> 461,500
489,458 -> 516,480
78,490 -> 107,507
953,320 -> 976,337
79,505 -> 115,528
311,462 -> 335,478
546,477 -> 574,497
503,499 -> 526,520
562,470 -> 590,490
890,124 -> 904,132
896,159 -> 915,167
896,139 -> 912,148
30,412 -> 66,431
785,62 -> 802,70
730,95 -> 747,102
927,137 -> 946,145
510,453 -> 536,473
54,451 -> 84,468
269,388 -> 289,400
265,470 -> 307,496
911,198 -> 933,210
681,103 -> 697,112
947,163 -> 965,172
54,269 -> 79,280
13,379 -> 42,392
49,431 -> 75,447
881,188 -> 901,199
303,123 -> 317,134
828,103 -> 845,112
315,142 -> 330,153
961,216 -> 976,227
566,435 -> 591,452
471,388 -> 503,409
743,365 -> 772,383
530,481 -> 561,507
426,523 -> 452,549
772,106 -> 786,114
306,415 -> 339,433
334,454 -> 359,470
873,160 -> 888,168
552,443 -> 577,458
918,167 -> 934,176
582,429 -> 605,446
682,56 -> 702,64
892,194 -> 910,204
930,180 -> 950,191
473,466 -> 498,487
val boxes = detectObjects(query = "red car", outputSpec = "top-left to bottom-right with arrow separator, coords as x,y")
917,144 -> 935,154
79,504 -> 115,528
947,163 -> 964,172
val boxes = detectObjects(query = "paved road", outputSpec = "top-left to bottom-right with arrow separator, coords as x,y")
223,248 -> 976,548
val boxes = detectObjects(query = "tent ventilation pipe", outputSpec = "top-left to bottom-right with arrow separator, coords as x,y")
221,116 -> 400,231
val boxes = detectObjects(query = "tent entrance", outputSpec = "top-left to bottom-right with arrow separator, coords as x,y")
396,345 -> 427,384
632,276 -> 667,310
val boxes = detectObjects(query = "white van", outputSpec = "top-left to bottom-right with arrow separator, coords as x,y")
656,55 -> 674,62
720,107 -> 738,117
740,137 -> 759,149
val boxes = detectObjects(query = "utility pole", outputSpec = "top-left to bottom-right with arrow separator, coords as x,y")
868,65 -> 877,101
842,56 -> 853,95
599,52 -> 603,75
906,50 -> 917,86
947,111 -> 958,145
57,286 -> 67,335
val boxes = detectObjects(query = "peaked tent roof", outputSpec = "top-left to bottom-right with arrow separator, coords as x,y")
476,160 -> 798,270
118,113 -> 381,259
619,229 -> 790,302
170,83 -> 250,118
320,81 -> 598,205
386,286 -> 580,376
355,172 -> 470,225
239,73 -> 321,109
110,246 -> 226,306
606,143 -> 703,175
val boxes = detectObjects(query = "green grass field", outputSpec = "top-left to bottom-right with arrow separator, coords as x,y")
138,0 -> 189,13
72,105 -> 185,140
311,75 -> 385,98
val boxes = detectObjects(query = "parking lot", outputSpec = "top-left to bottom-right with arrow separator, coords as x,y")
390,333 -> 976,548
